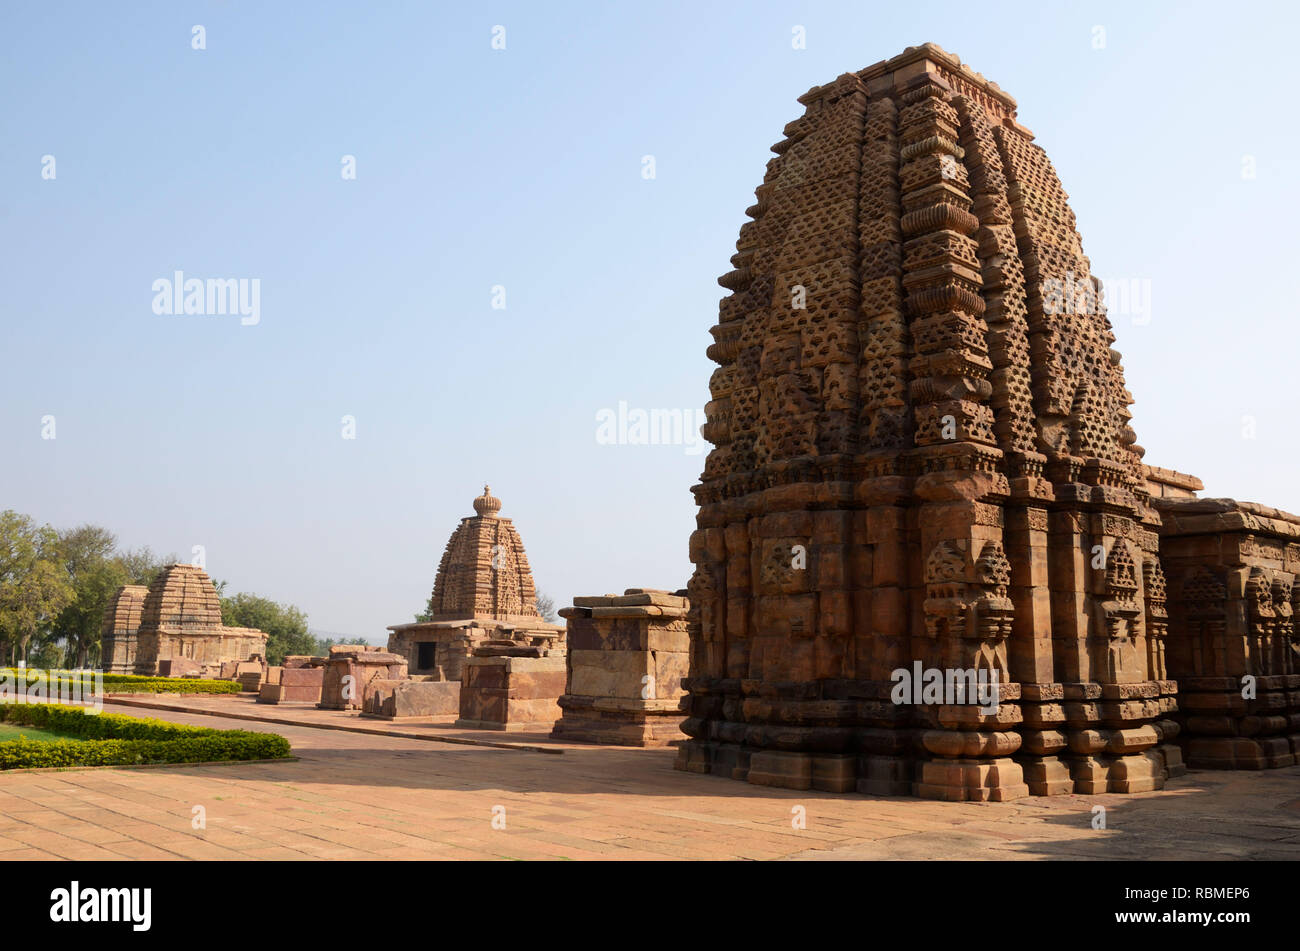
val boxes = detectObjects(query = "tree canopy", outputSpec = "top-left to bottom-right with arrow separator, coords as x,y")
0,511 -> 74,665
0,508 -> 312,669
220,591 -> 315,665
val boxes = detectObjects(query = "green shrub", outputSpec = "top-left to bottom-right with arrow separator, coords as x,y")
0,703 -> 291,769
0,668 -> 242,695
101,679 -> 243,695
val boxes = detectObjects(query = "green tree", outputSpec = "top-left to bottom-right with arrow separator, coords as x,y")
220,592 -> 314,665
116,545 -> 178,587
315,633 -> 369,652
52,524 -> 127,667
0,511 -> 74,665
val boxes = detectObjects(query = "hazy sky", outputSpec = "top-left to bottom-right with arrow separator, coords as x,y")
3,1 -> 1297,639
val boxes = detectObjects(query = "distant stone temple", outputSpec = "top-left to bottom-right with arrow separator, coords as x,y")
387,486 -> 565,678
677,44 -> 1299,801
100,584 -> 148,674
107,564 -> 268,676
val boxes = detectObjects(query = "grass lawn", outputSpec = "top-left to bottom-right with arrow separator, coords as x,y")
0,721 -> 83,743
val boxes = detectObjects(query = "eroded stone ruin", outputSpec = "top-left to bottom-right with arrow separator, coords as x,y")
677,43 -> 1299,801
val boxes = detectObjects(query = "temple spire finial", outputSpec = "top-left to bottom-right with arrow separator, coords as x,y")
473,484 -> 502,518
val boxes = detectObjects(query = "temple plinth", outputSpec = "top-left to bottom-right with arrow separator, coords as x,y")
551,589 -> 691,746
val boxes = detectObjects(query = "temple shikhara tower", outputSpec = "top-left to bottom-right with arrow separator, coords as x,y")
388,486 -> 564,678
677,44 -> 1300,801
100,584 -> 148,674
120,563 -> 268,675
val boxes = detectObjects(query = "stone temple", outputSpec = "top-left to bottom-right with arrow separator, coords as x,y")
103,563 -> 268,676
100,584 -> 148,674
676,44 -> 1299,801
387,486 -> 564,679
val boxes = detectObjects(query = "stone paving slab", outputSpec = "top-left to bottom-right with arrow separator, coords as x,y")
0,699 -> 1295,860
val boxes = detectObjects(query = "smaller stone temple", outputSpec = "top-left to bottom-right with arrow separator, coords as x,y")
122,564 -> 268,676
387,486 -> 565,678
552,589 -> 691,746
100,584 -> 149,674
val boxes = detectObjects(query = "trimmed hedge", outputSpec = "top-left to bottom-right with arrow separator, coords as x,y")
101,679 -> 243,695
1,669 -> 242,695
0,703 -> 291,769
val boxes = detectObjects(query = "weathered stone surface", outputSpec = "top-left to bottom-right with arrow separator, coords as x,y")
455,649 -> 566,731
100,584 -> 147,674
123,564 -> 268,677
257,664 -> 325,704
318,650 -> 408,711
678,43 -> 1181,800
157,657 -> 200,678
1154,496 -> 1300,769
361,679 -> 461,721
552,589 -> 691,747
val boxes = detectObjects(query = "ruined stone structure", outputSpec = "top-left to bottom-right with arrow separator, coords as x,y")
318,646 -> 407,710
127,565 -> 267,676
387,486 -> 565,678
100,584 -> 148,674
362,679 -> 461,721
259,656 -> 326,704
552,589 -> 691,746
1155,499 -> 1300,768
455,642 -> 567,731
679,44 -> 1188,801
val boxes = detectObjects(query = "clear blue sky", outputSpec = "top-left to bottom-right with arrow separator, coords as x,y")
3,1 -> 1297,639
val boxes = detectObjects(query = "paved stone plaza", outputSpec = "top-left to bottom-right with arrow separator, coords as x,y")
0,697 -> 1295,860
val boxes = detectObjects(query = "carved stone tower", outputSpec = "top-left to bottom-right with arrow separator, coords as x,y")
427,485 -> 541,621
678,44 -> 1181,800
